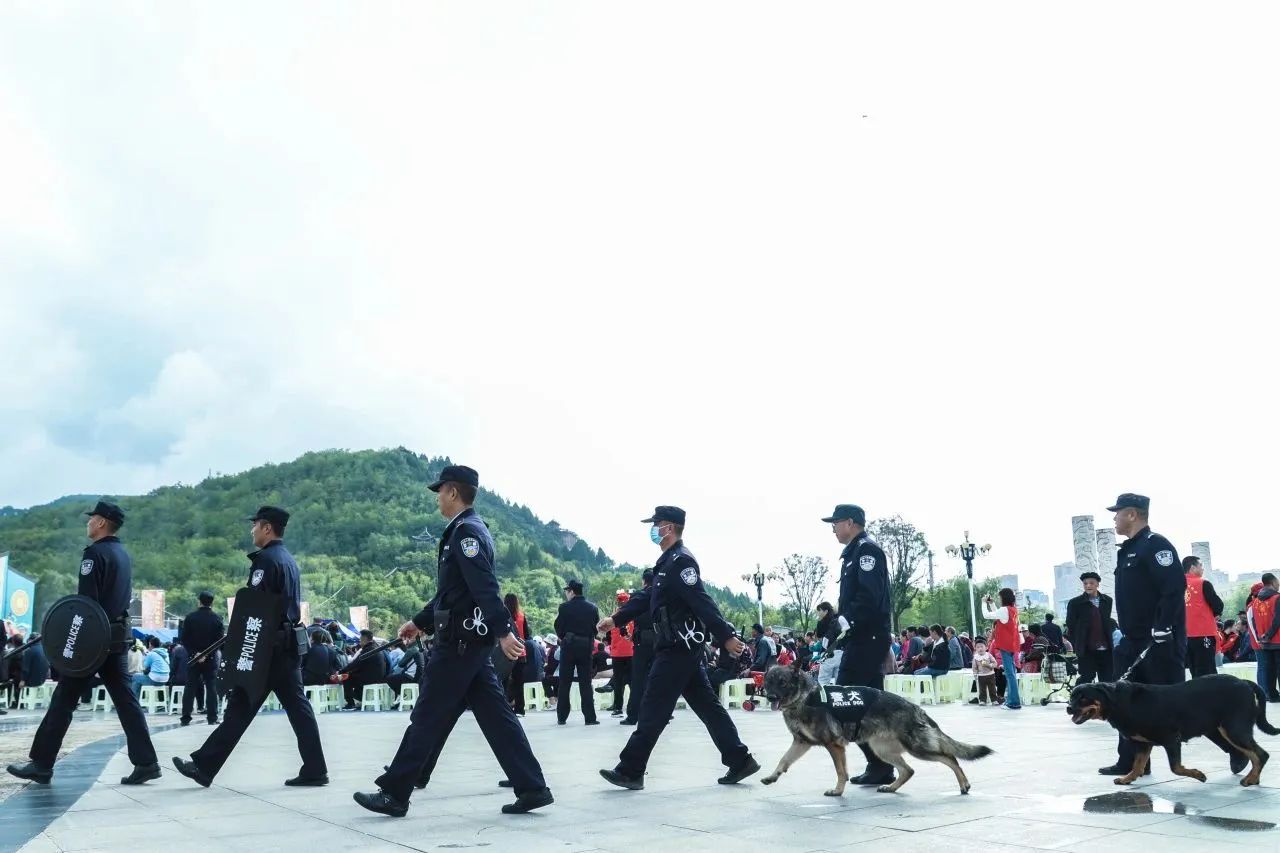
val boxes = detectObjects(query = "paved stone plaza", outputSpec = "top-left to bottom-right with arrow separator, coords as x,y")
3,698 -> 1278,852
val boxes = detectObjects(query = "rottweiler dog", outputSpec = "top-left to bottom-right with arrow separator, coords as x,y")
1067,674 -> 1279,786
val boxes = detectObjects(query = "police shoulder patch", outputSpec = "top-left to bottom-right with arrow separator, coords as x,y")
250,569 -> 265,586
461,537 -> 480,559
680,566 -> 698,586
859,555 -> 876,572
80,559 -> 95,576
1155,550 -> 1174,567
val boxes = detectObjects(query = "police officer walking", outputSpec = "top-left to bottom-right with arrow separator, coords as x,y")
598,506 -> 759,790
620,570 -> 656,726
354,465 -> 553,817
179,591 -> 224,726
555,579 -> 600,726
173,506 -> 329,788
7,501 -> 161,785
823,504 -> 895,786
1095,494 -> 1225,776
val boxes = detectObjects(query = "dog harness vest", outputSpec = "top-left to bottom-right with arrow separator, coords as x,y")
805,685 -> 880,725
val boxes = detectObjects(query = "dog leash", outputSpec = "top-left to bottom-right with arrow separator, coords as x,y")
1117,642 -> 1153,682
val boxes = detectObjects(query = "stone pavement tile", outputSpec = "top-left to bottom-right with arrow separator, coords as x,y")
799,791 -> 1014,832
837,835 -> 1046,853
15,834 -> 60,853
43,817 -> 182,852
63,786 -> 138,813
216,828 -> 415,853
924,813 -> 1128,850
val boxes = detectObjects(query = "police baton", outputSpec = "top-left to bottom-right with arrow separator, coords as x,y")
330,638 -> 405,684
191,636 -> 228,666
1,634 -> 42,662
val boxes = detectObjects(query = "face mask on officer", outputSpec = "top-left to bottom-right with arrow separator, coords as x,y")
650,524 -> 671,545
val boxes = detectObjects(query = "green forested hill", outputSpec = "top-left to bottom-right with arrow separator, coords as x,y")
0,448 -> 766,635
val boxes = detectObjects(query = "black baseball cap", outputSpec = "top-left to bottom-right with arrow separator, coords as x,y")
428,464 -> 480,492
1106,493 -> 1150,513
85,500 -> 125,526
247,505 -> 290,531
641,506 -> 685,525
821,504 -> 866,525
564,579 -> 584,594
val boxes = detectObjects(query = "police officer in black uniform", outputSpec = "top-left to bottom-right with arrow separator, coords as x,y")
555,579 -> 601,726
173,506 -> 329,787
1096,494 -> 1244,777
620,570 -> 656,726
354,465 -> 553,817
598,506 -> 759,790
8,501 -> 161,785
179,591 -> 224,726
824,504 -> 895,786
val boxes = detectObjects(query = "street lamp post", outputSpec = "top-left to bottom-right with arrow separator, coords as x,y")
945,532 -> 992,641
741,564 -> 767,628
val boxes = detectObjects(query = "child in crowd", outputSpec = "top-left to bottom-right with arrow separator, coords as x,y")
970,640 -> 998,706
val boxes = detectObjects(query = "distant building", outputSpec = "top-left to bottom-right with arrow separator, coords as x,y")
1205,569 -> 1230,589
1235,572 -> 1264,587
1024,589 -> 1050,608
1191,542 -> 1213,576
1052,561 -> 1078,619
998,574 -> 1019,591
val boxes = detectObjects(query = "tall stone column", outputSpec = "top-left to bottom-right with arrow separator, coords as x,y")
1073,515 -> 1101,623
1095,528 -> 1118,603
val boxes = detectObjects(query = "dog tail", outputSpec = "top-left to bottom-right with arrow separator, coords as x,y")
941,733 -> 994,761
1250,681 -> 1280,736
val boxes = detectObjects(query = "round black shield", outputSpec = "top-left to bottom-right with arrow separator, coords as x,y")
41,595 -> 111,678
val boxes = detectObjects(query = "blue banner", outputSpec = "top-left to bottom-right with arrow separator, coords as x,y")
3,566 -> 36,636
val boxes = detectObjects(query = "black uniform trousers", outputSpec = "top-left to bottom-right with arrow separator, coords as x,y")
626,637 -> 655,721
557,640 -> 596,724
189,645 -> 326,780
375,641 -> 545,803
32,651 -> 157,769
610,656 -> 633,713
182,659 -> 219,724
1075,648 -> 1114,685
1113,637 -> 1205,770
1186,635 -> 1218,679
835,628 -> 891,773
617,646 -> 749,778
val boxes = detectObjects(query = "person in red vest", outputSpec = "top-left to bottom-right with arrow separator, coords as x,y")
504,594 -> 534,716
1247,575 -> 1280,702
981,588 -> 1021,710
1183,556 -> 1224,678
605,591 -> 635,717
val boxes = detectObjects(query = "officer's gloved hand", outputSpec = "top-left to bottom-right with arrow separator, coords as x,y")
1150,627 -> 1172,644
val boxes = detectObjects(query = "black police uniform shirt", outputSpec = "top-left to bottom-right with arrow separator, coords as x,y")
78,535 -> 133,620
246,539 -> 303,625
181,606 -> 225,655
555,597 -> 600,644
1114,526 -> 1186,640
614,541 -> 734,648
837,532 -> 891,635
411,507 -> 511,641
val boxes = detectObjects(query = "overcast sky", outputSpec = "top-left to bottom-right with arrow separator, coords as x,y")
3,2 -> 1277,605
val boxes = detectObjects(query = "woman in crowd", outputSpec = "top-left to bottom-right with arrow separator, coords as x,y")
982,588 -> 1022,710
504,593 -> 533,716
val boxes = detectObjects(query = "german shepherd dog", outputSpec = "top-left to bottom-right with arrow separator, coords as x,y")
762,664 -> 992,796
1067,674 -> 1279,786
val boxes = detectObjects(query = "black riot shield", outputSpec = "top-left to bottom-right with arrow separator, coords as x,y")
41,595 -> 112,678
221,586 -> 282,704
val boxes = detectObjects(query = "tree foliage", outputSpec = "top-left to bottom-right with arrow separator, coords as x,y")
866,515 -> 930,632
768,554 -> 829,632
0,448 -> 758,637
